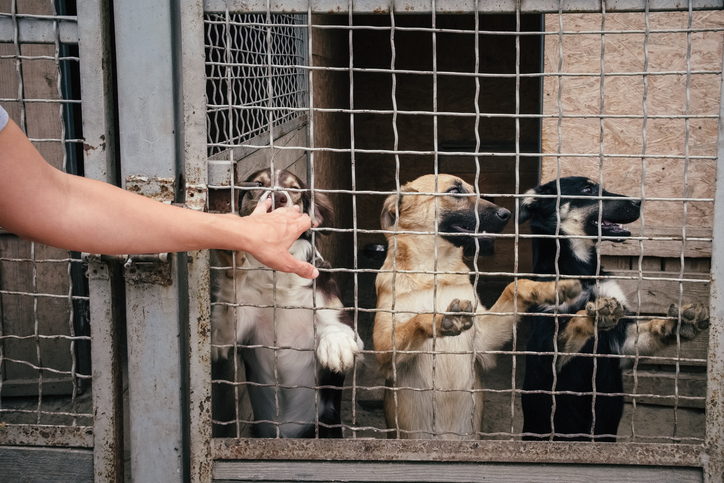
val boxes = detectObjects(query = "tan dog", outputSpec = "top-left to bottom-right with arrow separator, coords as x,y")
373,174 -> 581,439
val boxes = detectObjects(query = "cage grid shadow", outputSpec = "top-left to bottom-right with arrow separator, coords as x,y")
203,0 -> 720,456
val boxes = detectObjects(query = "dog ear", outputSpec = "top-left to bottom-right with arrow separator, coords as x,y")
517,187 -> 539,224
305,190 -> 335,231
380,185 -> 414,230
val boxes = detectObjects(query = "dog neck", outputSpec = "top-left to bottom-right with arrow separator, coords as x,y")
384,233 -> 466,273
530,229 -> 598,280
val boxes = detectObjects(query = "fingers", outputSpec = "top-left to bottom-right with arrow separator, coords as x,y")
279,252 -> 319,279
251,198 -> 272,216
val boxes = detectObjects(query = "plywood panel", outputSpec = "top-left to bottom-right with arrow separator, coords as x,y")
540,11 -> 723,232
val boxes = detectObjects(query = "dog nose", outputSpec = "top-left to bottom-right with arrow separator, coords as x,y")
496,208 -> 511,221
272,192 -> 288,207
631,199 -> 642,208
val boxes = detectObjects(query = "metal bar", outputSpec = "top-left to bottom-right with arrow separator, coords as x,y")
86,259 -> 124,481
0,424 -> 93,448
179,0 -> 213,480
113,0 -> 186,480
704,16 -> 724,481
202,0 -> 723,13
0,16 -> 78,43
212,439 -> 706,467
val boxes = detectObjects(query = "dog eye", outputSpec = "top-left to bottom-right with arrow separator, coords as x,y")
581,185 -> 594,194
256,181 -> 263,187
447,187 -> 462,195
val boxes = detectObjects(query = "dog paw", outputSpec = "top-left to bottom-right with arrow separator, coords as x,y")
557,279 -> 582,303
585,297 -> 625,330
317,326 -> 363,373
665,302 -> 710,340
440,299 -> 475,337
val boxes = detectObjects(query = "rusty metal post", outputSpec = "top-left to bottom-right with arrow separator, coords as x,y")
705,37 -> 724,483
76,1 -> 124,481
86,258 -> 124,482
179,0 -> 213,482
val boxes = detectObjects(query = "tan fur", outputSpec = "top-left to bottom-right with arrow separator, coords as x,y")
373,174 -> 581,439
557,297 -> 625,371
621,302 -> 709,357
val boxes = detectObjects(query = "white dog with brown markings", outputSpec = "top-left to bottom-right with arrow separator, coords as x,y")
211,168 -> 362,438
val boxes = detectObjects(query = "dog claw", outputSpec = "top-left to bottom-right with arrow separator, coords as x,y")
440,299 -> 475,337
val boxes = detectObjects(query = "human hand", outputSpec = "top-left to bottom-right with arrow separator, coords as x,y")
239,198 -> 319,279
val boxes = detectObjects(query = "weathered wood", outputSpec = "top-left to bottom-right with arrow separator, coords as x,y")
623,370 -> 707,408
0,446 -> 94,482
541,11 -> 723,237
212,460 -> 702,483
610,269 -> 710,316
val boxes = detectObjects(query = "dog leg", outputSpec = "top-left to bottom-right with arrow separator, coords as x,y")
374,298 -> 475,372
556,297 -> 625,371
474,279 -> 581,369
622,303 -> 709,357
211,305 -> 235,361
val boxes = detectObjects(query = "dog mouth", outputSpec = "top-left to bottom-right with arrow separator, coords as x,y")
591,219 -> 631,237
449,224 -> 494,242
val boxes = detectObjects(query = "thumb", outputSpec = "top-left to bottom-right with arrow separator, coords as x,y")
282,252 -> 319,279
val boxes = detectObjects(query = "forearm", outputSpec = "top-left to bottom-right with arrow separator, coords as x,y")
0,118 -> 317,278
39,174 -> 252,254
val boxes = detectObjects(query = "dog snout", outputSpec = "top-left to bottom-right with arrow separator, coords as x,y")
496,208 -> 511,222
271,191 -> 289,208
631,199 -> 642,208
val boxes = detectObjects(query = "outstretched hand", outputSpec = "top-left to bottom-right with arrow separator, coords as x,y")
238,198 -> 319,279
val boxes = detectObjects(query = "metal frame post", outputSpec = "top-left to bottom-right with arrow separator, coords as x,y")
112,0 -> 187,481
179,0 -> 213,481
704,37 -> 724,483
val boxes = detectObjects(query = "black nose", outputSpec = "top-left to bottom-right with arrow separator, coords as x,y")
272,192 -> 288,207
631,199 -> 642,208
497,208 -> 511,221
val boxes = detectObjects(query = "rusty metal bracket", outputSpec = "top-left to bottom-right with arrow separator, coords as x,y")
83,253 -> 173,286
126,175 -> 175,203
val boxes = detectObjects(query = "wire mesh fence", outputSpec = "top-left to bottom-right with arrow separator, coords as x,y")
0,0 -> 92,441
205,5 -> 719,448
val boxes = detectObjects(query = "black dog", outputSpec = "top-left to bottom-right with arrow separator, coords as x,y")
519,176 -> 709,441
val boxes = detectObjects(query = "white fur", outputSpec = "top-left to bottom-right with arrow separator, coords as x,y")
380,280 -> 509,439
211,239 -> 363,437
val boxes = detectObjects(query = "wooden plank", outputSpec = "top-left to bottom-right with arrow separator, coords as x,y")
610,269 -> 710,316
623,370 -> 707,409
213,461 -> 702,483
0,446 -> 93,482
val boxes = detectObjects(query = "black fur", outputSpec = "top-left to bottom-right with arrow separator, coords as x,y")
520,176 -> 641,441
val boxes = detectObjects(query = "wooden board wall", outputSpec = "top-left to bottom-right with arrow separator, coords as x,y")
540,11 -> 723,248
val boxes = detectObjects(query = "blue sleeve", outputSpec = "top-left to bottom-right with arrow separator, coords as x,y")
0,105 -> 8,133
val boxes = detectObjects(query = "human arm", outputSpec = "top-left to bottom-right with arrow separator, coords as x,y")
0,116 -> 318,279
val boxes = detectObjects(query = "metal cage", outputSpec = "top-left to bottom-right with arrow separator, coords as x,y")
1,1 -> 723,482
